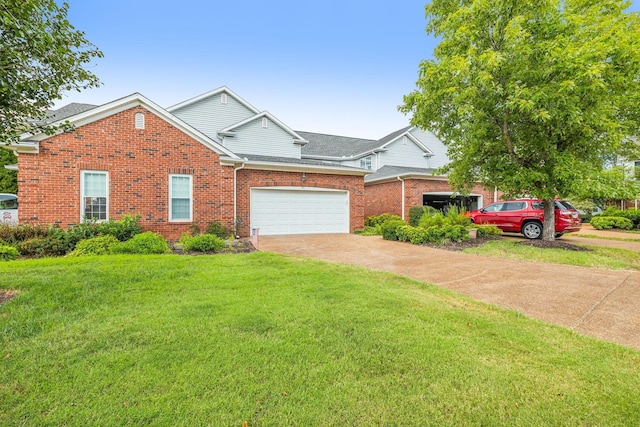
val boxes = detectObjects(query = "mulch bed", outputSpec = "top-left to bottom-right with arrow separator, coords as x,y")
170,238 -> 257,255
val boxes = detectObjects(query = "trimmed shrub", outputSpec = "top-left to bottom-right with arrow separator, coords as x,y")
365,213 -> 403,228
381,219 -> 407,241
15,237 -> 68,258
0,223 -> 49,245
475,225 -> 502,237
110,232 -> 171,255
0,245 -> 19,261
591,216 -> 633,230
182,234 -> 226,252
68,235 -> 119,256
397,224 -> 469,245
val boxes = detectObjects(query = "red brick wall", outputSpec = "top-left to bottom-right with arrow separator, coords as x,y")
17,106 -> 235,241
365,178 -> 497,221
16,105 -> 366,240
235,169 -> 364,236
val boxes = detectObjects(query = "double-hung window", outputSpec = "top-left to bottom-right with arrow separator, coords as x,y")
360,155 -> 372,170
169,174 -> 192,222
81,171 -> 108,221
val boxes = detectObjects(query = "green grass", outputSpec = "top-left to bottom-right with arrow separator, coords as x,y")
577,233 -> 640,242
463,240 -> 640,270
1,253 -> 640,426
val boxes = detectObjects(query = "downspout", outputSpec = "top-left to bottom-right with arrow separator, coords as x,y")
233,161 -> 246,237
397,176 -> 405,221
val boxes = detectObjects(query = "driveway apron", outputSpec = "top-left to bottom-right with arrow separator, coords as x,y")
259,234 -> 640,351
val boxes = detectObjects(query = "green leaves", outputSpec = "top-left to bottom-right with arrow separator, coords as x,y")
0,0 -> 102,144
403,0 -> 640,205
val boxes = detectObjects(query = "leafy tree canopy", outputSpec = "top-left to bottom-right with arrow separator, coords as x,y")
0,150 -> 17,194
0,0 -> 102,145
401,0 -> 640,239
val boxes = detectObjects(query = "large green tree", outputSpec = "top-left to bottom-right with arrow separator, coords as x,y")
0,149 -> 17,193
402,0 -> 640,240
0,0 -> 102,145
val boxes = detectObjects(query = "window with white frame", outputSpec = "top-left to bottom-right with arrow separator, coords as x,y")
81,171 -> 108,221
169,174 -> 192,221
360,155 -> 372,170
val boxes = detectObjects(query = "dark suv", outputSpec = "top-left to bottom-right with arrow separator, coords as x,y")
466,199 -> 581,239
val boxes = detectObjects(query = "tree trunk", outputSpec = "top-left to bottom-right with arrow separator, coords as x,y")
542,199 -> 556,241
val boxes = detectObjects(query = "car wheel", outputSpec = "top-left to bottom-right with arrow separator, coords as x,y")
522,222 -> 542,239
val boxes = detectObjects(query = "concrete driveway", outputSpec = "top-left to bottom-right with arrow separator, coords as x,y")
259,233 -> 640,351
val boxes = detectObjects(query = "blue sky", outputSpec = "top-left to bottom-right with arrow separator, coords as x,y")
58,1 -> 639,139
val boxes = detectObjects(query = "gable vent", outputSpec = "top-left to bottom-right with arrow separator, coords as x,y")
135,112 -> 145,129
221,93 -> 228,104
262,117 -> 268,128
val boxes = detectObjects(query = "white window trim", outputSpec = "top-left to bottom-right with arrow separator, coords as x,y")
169,174 -> 193,222
360,155 -> 372,170
80,170 -> 109,222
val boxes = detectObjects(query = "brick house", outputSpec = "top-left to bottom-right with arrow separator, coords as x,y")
4,86 -> 496,238
5,89 -> 367,240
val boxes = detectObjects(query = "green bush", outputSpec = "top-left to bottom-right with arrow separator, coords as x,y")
408,206 -> 437,226
598,208 -> 640,228
182,234 -> 226,252
110,232 -> 171,255
365,213 -> 403,228
68,235 -> 119,256
0,245 -> 19,261
397,224 -> 469,245
591,216 -> 633,230
15,237 -> 68,258
419,212 -> 445,228
98,214 -> 143,241
381,219 -> 407,241
474,225 -> 503,237
65,214 -> 143,247
445,206 -> 471,226
204,221 -> 234,239
0,223 -> 50,245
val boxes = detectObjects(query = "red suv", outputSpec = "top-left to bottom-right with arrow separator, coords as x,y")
466,200 -> 582,239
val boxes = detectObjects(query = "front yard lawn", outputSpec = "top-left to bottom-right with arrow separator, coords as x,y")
1,253 -> 639,425
463,240 -> 640,270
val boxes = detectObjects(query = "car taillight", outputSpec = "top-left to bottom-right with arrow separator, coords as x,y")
559,210 -> 571,217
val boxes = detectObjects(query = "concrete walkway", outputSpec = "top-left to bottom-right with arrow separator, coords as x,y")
259,231 -> 640,351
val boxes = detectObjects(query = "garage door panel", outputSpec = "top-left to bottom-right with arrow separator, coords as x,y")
251,188 -> 349,235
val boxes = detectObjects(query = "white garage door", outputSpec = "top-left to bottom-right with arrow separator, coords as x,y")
251,188 -> 349,235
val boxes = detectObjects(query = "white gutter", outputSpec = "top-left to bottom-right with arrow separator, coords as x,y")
233,161 -> 246,236
397,176 -> 405,221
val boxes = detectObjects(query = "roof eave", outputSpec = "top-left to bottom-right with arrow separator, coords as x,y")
219,157 -> 371,176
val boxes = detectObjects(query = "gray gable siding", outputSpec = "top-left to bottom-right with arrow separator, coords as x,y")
408,128 -> 450,169
224,118 -> 301,159
170,93 -> 255,141
378,136 -> 431,169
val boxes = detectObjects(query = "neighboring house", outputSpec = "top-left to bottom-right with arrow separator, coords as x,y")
3,88 -> 368,239
299,127 -> 497,220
